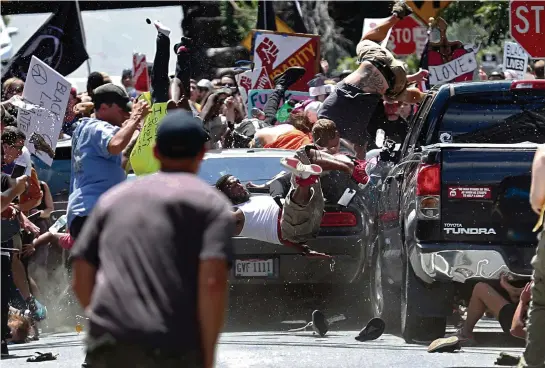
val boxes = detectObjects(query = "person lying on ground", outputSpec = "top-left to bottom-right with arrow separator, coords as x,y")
318,1 -> 428,159
428,275 -> 527,351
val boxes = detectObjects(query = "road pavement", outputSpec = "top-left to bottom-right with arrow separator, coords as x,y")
4,319 -> 525,368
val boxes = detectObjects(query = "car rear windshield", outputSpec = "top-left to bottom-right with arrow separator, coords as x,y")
436,92 -> 545,144
198,156 -> 286,185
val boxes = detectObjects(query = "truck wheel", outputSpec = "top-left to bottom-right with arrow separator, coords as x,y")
401,261 -> 447,343
369,249 -> 400,331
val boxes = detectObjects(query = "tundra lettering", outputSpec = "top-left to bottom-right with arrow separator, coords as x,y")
443,227 -> 497,235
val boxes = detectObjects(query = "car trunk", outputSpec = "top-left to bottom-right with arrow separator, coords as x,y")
440,144 -> 538,245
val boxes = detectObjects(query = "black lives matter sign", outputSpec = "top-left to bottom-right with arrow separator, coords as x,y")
503,41 -> 528,78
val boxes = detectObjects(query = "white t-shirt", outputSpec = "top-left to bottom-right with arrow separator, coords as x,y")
14,146 -> 32,176
235,196 -> 281,245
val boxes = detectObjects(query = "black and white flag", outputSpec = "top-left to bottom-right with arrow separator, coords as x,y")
1,2 -> 89,83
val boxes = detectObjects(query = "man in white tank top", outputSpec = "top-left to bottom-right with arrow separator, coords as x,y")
216,144 -> 365,257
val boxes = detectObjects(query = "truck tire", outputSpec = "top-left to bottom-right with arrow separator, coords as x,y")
369,248 -> 400,332
401,260 -> 447,343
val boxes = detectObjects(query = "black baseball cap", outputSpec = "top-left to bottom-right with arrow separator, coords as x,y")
156,110 -> 210,158
92,83 -> 132,112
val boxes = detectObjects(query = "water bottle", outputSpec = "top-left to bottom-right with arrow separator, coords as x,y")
49,215 -> 67,234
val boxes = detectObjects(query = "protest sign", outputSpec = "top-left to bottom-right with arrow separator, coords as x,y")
247,89 -> 310,117
503,41 -> 528,79
235,67 -> 273,106
251,30 -> 320,92
17,56 -> 71,166
129,102 -> 167,175
428,50 -> 478,85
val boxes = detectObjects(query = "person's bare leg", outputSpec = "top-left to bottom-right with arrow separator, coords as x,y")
463,282 -> 509,337
307,148 -> 354,173
291,184 -> 312,206
11,257 -> 31,300
362,15 -> 400,42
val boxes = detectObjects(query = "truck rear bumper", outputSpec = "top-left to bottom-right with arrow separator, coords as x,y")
229,254 -> 360,285
418,249 -> 512,282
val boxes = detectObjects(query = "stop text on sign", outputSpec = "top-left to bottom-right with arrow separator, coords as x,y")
514,3 -> 544,33
510,0 -> 545,58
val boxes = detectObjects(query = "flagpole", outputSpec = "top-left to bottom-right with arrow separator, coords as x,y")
74,0 -> 91,76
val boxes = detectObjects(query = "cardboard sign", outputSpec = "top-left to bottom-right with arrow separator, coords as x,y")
247,89 -> 310,117
129,102 -> 167,175
448,186 -> 492,199
133,53 -> 150,92
17,56 -> 71,166
235,67 -> 273,107
428,50 -> 478,85
503,41 -> 528,79
251,30 -> 320,92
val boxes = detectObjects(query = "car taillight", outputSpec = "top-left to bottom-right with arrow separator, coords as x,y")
511,80 -> 545,90
320,212 -> 357,227
416,164 -> 441,220
416,164 -> 440,196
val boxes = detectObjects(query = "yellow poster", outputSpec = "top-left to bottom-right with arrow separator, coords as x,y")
129,102 -> 167,175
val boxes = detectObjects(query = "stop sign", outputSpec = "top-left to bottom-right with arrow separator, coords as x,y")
389,15 -> 427,56
510,0 -> 545,58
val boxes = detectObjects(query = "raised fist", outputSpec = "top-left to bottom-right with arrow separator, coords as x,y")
239,75 -> 252,92
256,37 -> 279,68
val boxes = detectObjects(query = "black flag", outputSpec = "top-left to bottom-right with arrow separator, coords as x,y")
256,1 -> 277,31
1,2 -> 89,83
290,1 -> 308,34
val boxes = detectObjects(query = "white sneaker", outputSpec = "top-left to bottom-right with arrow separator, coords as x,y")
154,20 -> 171,37
280,157 -> 322,179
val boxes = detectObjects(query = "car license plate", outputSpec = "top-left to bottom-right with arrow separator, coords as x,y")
235,259 -> 274,277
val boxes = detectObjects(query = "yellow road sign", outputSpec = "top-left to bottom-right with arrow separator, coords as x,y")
241,17 -> 295,50
406,1 -> 452,23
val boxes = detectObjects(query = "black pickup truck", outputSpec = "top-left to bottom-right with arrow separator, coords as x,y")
369,80 -> 545,343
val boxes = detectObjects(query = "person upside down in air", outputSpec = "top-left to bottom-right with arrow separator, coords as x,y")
216,120 -> 370,258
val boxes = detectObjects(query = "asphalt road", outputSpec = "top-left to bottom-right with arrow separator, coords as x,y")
5,290 -> 526,368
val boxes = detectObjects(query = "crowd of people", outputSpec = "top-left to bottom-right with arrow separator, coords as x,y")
1,1 -> 545,367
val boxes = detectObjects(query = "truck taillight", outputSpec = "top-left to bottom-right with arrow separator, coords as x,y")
416,164 -> 440,196
320,212 -> 357,227
416,164 -> 440,220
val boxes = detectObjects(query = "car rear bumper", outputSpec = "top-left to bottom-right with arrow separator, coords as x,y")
413,242 -> 534,283
229,235 -> 365,285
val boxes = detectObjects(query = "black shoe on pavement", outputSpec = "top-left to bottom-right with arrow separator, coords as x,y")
1,340 -> 9,357
273,66 -> 306,89
311,310 -> 328,337
355,317 -> 385,342
392,1 -> 412,19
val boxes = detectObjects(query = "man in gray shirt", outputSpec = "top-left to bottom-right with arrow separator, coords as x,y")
71,111 -> 234,368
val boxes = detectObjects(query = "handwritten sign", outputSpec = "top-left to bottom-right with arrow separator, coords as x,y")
503,41 -> 528,79
247,89 -> 310,117
428,51 -> 478,85
129,102 -> 167,175
17,56 -> 71,166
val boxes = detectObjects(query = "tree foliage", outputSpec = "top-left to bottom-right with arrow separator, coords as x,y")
440,1 -> 509,47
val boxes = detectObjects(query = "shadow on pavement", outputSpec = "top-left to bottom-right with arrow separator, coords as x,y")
8,340 -> 84,351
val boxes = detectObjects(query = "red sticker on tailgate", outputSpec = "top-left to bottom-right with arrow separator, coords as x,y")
448,187 -> 491,199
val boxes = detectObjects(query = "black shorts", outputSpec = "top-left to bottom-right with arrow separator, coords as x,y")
318,82 -> 381,147
498,303 -> 517,333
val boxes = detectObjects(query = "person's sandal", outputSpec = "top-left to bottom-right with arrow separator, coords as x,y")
27,352 -> 58,362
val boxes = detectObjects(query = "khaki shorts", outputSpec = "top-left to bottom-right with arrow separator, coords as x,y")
356,40 -> 407,98
280,146 -> 325,244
